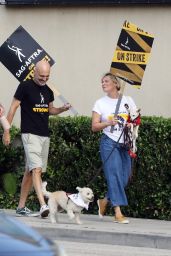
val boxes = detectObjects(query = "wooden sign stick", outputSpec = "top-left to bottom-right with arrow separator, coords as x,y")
47,82 -> 78,116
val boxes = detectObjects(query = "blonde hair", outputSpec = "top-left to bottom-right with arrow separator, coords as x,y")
102,72 -> 120,91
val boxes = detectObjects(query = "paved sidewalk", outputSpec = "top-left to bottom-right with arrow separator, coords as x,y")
2,209 -> 171,250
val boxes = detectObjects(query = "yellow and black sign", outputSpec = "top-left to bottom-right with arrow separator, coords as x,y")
110,20 -> 154,88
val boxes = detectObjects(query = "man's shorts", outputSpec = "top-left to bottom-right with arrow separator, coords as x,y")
21,133 -> 50,173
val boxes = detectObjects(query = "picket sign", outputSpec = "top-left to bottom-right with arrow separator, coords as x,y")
110,20 -> 154,133
0,25 -> 78,116
110,20 -> 154,88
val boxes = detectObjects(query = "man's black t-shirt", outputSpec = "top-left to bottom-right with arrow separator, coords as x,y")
14,80 -> 54,137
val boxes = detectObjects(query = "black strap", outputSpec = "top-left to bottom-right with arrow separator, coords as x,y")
110,94 -> 123,133
86,126 -> 126,186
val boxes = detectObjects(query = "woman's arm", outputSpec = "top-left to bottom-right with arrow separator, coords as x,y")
92,111 -> 118,132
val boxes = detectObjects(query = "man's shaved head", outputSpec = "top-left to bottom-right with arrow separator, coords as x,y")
34,60 -> 51,86
35,60 -> 50,72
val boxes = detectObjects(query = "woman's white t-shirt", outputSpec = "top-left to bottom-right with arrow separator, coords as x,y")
92,95 -> 137,143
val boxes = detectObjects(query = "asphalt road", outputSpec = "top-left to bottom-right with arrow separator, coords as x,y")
55,240 -> 171,256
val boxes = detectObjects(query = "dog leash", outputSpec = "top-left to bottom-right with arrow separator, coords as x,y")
86,126 -> 126,186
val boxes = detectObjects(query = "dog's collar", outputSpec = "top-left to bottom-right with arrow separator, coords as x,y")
68,193 -> 89,210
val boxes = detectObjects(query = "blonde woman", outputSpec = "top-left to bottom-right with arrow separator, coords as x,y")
92,72 -> 137,224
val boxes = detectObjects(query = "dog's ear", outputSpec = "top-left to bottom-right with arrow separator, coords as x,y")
124,103 -> 129,110
42,181 -> 47,187
76,186 -> 82,192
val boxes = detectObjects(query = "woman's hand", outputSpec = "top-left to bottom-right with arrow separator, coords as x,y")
107,116 -> 118,126
126,122 -> 132,128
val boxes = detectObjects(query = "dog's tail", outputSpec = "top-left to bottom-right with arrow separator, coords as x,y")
42,181 -> 52,198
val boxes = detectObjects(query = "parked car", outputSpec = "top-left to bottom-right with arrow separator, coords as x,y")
0,211 -> 67,256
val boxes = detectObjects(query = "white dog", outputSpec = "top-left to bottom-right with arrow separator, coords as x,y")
127,107 -> 141,154
42,182 -> 94,225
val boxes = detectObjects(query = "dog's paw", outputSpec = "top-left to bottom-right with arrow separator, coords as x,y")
68,211 -> 75,220
51,220 -> 57,224
76,220 -> 82,225
50,218 -> 57,224
69,215 -> 75,220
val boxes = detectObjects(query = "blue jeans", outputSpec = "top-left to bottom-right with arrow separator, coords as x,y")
100,134 -> 131,207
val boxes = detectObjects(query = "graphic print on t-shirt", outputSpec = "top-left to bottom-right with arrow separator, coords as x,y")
40,93 -> 44,103
14,80 -> 54,136
32,92 -> 49,113
108,112 -> 129,131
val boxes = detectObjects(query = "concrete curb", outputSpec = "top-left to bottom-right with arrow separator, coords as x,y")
2,209 -> 171,250
35,226 -> 171,250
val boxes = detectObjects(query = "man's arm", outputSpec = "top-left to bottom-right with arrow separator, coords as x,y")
49,102 -> 71,115
2,98 -> 21,146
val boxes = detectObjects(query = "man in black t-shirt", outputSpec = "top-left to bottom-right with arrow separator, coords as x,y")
3,60 -> 71,217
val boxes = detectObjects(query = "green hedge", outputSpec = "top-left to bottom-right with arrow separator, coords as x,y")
0,116 -> 171,220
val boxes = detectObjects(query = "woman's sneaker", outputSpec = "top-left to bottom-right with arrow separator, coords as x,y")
40,204 -> 49,218
16,207 -> 33,216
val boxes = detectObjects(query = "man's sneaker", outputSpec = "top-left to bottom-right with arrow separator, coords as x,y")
16,207 -> 32,216
40,204 -> 49,218
97,198 -> 108,218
